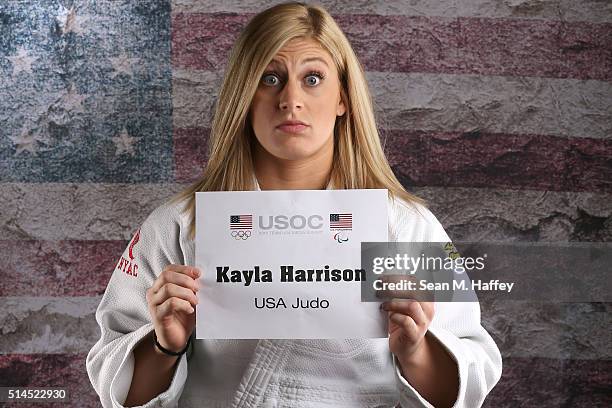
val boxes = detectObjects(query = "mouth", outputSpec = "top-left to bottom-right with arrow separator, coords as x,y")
276,123 -> 309,134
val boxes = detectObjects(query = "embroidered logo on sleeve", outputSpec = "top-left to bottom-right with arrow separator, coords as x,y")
128,228 -> 140,259
115,228 -> 141,277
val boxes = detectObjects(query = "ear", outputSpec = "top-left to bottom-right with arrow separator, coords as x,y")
337,95 -> 346,117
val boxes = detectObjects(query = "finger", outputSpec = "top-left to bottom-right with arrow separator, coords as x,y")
152,267 -> 200,293
156,296 -> 195,318
149,283 -> 199,308
383,300 -> 429,327
420,301 -> 435,321
167,264 -> 201,278
389,312 -> 420,339
154,264 -> 202,291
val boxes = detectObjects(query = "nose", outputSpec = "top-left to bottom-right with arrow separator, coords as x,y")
278,78 -> 303,111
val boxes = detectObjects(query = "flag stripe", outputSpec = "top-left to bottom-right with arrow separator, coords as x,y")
484,358 -> 612,406
172,13 -> 612,80
0,353 -> 100,407
172,69 -> 221,131
174,127 -> 210,182
0,241 -> 122,297
172,69 -> 612,140
413,186 -> 612,242
0,297 -> 101,353
0,183 -> 184,240
385,130 -> 612,193
175,128 -> 612,192
171,0 -> 612,23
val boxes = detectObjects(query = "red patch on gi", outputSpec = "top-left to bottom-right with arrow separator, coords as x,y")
116,228 -> 141,277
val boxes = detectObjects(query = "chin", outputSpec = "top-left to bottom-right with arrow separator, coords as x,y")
271,148 -> 317,161
267,139 -> 328,161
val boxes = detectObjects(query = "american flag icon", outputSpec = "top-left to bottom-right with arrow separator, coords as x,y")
230,214 -> 253,229
330,213 -> 352,230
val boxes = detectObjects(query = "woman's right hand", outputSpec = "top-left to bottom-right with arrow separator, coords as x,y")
145,265 -> 201,353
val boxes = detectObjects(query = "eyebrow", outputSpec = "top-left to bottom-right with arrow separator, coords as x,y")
268,57 -> 329,68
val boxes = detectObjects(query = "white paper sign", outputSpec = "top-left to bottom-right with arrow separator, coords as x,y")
195,189 -> 388,339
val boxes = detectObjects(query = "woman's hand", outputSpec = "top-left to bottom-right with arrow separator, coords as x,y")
382,300 -> 434,363
145,265 -> 200,353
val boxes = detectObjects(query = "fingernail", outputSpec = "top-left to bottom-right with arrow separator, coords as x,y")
194,268 -> 201,277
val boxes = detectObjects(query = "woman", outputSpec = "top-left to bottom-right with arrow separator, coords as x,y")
86,2 -> 502,407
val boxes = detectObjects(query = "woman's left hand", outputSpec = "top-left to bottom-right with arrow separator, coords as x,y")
382,300 -> 435,363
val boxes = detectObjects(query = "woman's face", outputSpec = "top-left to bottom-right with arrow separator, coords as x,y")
249,37 -> 346,161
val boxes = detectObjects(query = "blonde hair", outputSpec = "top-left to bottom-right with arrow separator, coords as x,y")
169,1 -> 424,240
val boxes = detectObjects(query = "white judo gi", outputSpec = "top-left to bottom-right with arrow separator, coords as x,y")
86,182 -> 502,408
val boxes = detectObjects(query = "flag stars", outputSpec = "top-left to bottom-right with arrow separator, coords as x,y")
112,128 -> 141,156
7,47 -> 36,76
60,85 -> 87,114
9,125 -> 42,156
109,54 -> 140,78
57,5 -> 88,35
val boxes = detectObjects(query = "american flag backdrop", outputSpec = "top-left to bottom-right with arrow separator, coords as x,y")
0,1 -> 611,406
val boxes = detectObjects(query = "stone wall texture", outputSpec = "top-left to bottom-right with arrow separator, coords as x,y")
1,0 -> 611,407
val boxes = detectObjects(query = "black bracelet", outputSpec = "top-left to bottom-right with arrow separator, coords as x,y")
152,330 -> 192,357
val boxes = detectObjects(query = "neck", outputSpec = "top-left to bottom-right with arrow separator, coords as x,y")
252,141 -> 333,190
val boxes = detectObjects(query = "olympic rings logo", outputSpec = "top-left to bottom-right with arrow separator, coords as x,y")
231,230 -> 252,240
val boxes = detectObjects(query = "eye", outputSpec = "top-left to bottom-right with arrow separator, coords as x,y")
261,73 -> 280,86
305,71 -> 325,87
